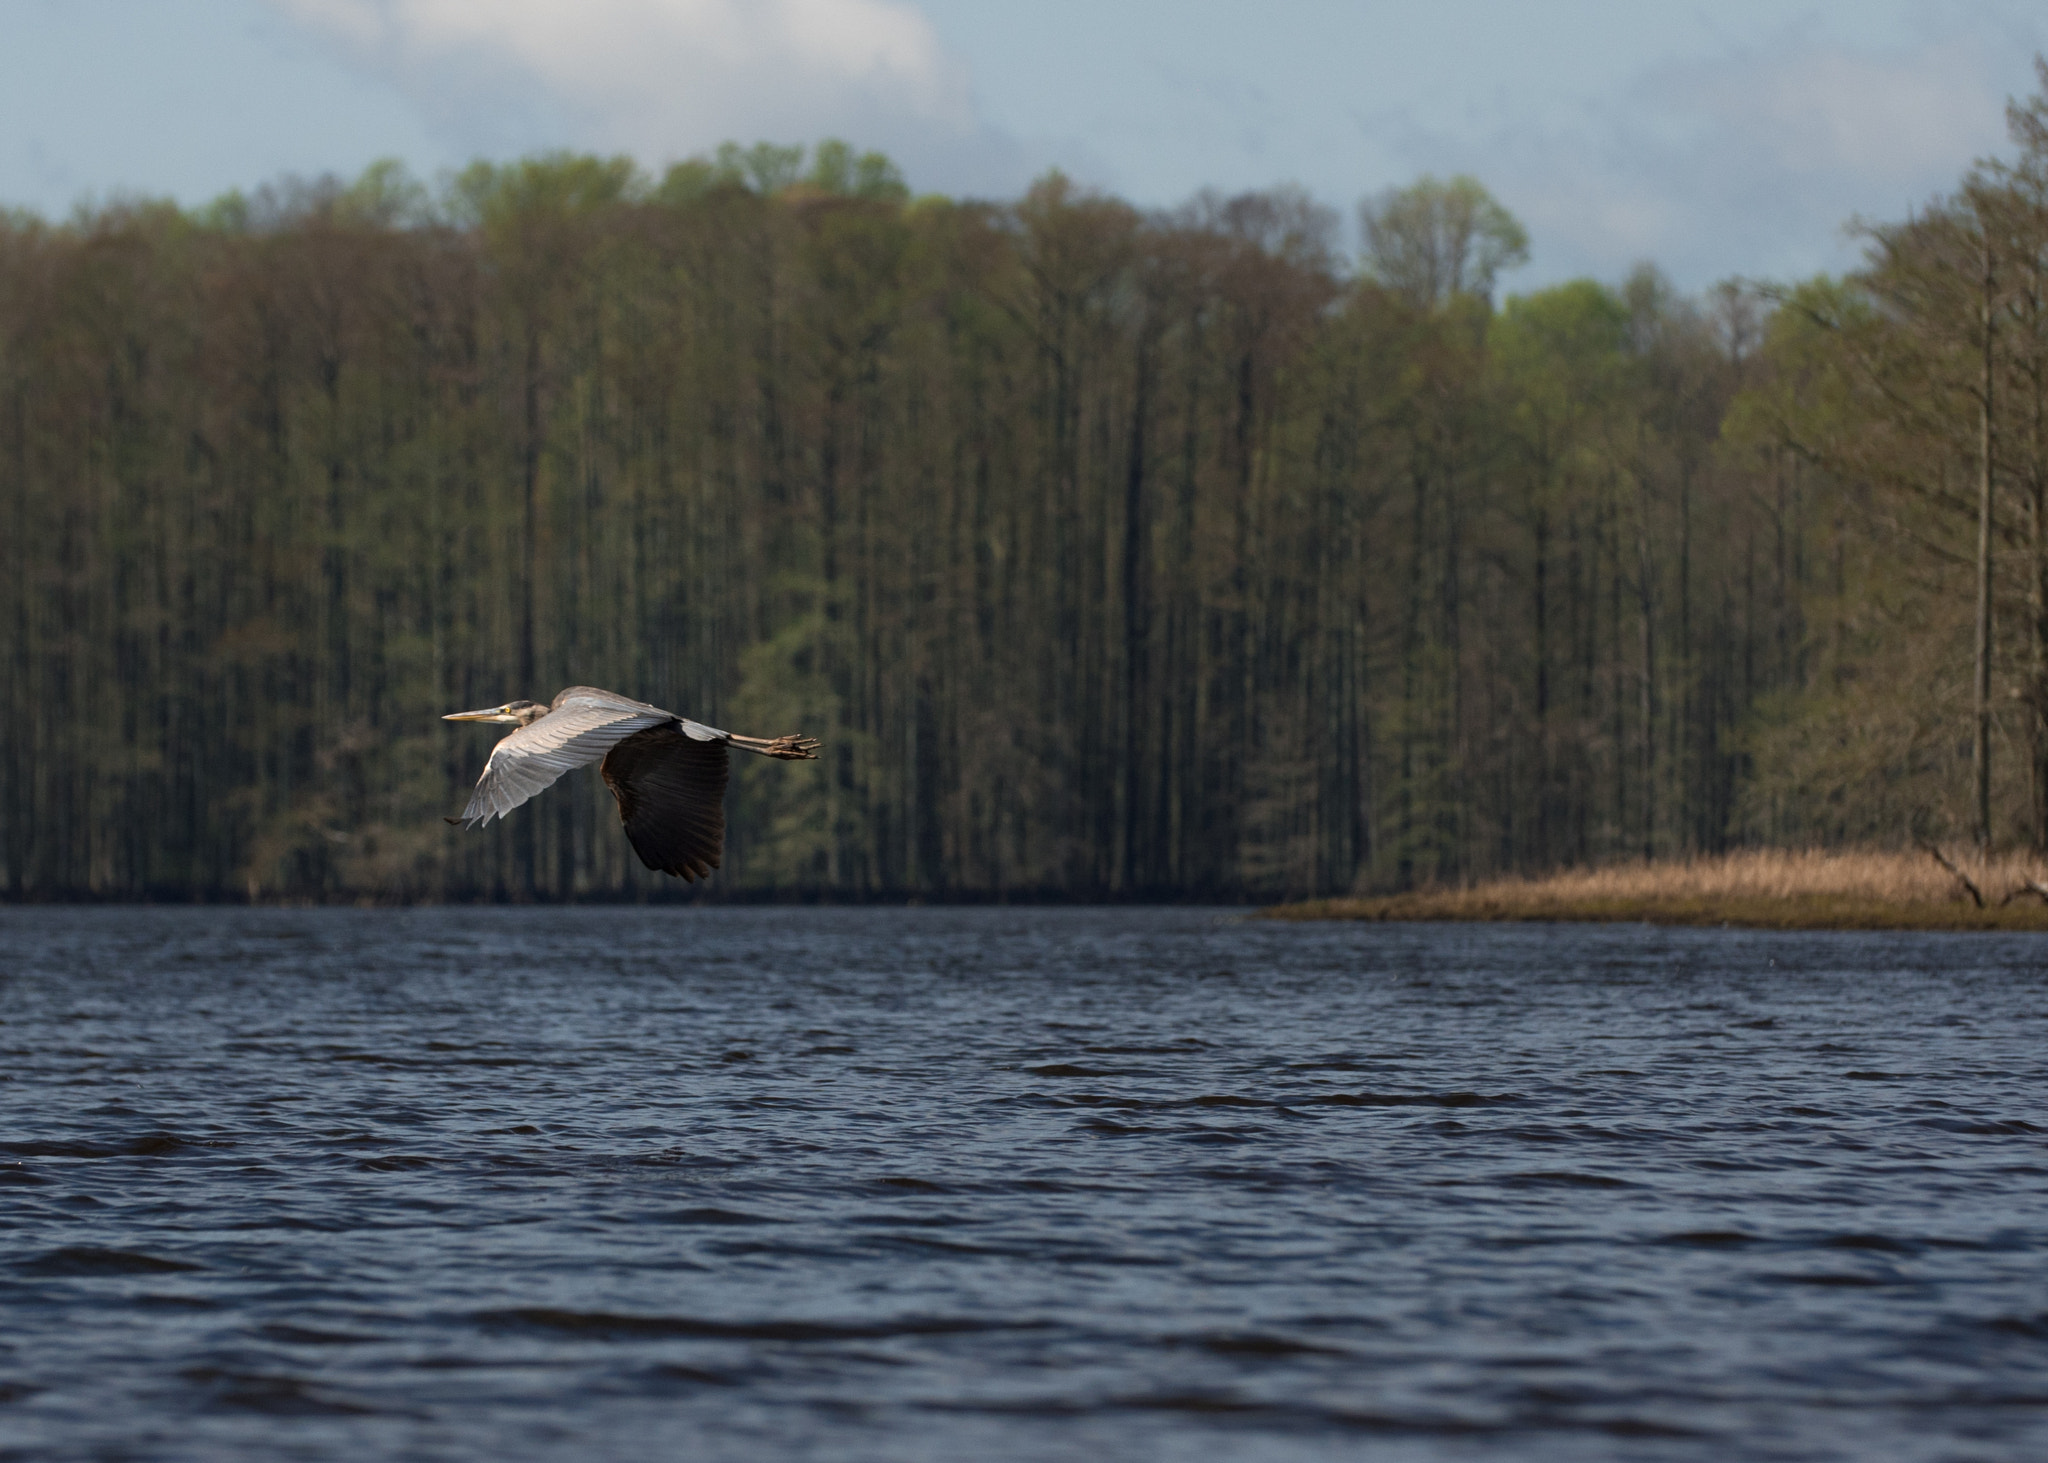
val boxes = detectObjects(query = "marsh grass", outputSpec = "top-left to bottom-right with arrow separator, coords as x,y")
1265,847 -> 2048,930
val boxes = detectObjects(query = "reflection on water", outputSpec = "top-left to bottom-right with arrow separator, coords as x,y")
3,907 -> 2047,1461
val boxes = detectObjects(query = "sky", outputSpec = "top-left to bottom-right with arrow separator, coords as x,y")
2,0 -> 2044,291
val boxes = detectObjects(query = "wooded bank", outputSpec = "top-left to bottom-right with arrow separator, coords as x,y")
2,109 -> 2044,900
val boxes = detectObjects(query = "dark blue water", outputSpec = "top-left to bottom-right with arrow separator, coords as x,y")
3,908 -> 2047,1461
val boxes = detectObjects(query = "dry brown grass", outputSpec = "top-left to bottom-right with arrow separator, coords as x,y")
1264,846 -> 2048,930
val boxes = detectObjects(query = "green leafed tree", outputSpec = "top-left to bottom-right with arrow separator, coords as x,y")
1360,173 -> 1529,308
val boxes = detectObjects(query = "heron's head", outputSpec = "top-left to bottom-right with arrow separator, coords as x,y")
443,698 -> 548,726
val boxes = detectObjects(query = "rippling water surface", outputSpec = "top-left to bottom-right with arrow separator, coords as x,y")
4,907 -> 2048,1461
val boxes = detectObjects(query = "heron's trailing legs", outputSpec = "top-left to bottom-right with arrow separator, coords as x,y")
731,733 -> 820,761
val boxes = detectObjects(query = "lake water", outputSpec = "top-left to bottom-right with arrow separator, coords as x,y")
3,906 -> 2047,1461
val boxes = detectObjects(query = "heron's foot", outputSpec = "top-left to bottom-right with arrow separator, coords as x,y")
734,732 -> 821,761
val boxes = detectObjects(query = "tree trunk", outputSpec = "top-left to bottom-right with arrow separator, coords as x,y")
1975,232 -> 1997,849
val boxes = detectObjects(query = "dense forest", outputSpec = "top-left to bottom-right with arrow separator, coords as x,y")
4,77 -> 2047,902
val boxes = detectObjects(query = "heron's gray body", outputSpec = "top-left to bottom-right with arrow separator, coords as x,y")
444,685 -> 816,881
456,686 -> 723,827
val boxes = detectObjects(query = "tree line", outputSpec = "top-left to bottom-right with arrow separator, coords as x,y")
1734,60 -> 2048,853
6,98 -> 2032,900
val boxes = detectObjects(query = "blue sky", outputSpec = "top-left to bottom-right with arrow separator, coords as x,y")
3,0 -> 2044,290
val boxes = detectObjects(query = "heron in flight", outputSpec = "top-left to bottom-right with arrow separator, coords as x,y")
443,686 -> 818,881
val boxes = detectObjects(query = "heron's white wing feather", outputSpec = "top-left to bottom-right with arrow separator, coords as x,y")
461,701 -> 674,826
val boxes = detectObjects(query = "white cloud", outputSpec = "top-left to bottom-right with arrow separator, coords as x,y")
1660,41 -> 2007,184
1391,29 -> 2027,289
261,0 -> 1011,186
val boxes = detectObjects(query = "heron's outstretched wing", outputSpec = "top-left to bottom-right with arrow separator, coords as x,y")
457,687 -> 688,826
599,722 -> 731,880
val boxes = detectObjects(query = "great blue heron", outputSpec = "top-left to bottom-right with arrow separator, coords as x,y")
443,686 -> 818,881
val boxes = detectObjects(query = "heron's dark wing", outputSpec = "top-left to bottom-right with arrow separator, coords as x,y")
599,723 -> 730,880
458,700 -> 673,826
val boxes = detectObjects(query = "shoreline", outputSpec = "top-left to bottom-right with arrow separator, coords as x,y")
1260,893 -> 2048,931
1260,848 -> 2048,931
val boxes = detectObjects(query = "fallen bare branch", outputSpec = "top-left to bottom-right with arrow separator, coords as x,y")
1918,840 -> 1985,908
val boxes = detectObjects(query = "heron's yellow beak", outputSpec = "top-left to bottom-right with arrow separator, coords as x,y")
443,706 -> 520,723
